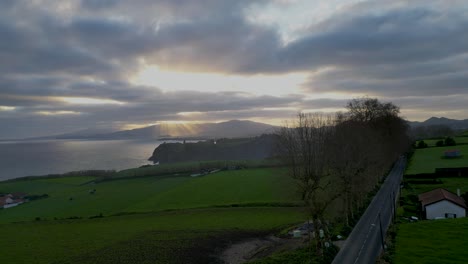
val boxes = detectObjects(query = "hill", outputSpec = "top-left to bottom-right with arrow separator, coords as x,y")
148,134 -> 278,164
41,120 -> 278,140
409,117 -> 468,130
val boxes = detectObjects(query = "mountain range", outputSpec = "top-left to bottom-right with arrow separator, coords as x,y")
24,117 -> 468,141
40,120 -> 278,140
408,117 -> 468,130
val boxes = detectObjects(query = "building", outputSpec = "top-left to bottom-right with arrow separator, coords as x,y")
0,193 -> 27,209
419,188 -> 466,219
444,150 -> 461,158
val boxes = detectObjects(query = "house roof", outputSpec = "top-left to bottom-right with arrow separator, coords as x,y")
419,188 -> 467,209
0,196 -> 12,206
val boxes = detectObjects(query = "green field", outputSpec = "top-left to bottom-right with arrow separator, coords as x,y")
0,167 -> 309,263
395,218 -> 468,264
395,137 -> 468,263
0,207 -> 305,264
0,168 -> 300,223
406,144 -> 468,174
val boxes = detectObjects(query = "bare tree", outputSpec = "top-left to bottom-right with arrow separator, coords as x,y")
329,118 -> 373,225
277,98 -> 410,257
332,98 -> 410,227
276,113 -> 337,253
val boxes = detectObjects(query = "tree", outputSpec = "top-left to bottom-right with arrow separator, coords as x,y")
346,97 -> 400,123
329,118 -> 379,226
445,136 -> 456,146
417,140 -> 428,149
276,113 -> 337,254
277,98 -> 410,255
333,98 -> 410,227
436,140 -> 444,147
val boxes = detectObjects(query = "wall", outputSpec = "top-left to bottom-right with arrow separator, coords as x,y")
425,200 -> 466,219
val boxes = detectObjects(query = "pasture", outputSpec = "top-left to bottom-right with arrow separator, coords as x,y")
0,168 -> 300,223
395,137 -> 468,263
394,218 -> 468,264
406,144 -> 468,174
0,166 -> 308,263
0,207 -> 306,264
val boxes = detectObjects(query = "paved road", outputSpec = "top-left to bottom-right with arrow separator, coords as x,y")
332,156 -> 406,264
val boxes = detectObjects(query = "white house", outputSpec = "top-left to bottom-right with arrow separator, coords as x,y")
419,188 -> 466,219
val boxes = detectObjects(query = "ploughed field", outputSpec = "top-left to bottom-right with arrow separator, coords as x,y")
0,168 -> 305,263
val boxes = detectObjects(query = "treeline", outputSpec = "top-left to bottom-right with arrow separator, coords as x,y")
411,125 -> 454,140
148,134 -> 277,164
276,98 -> 410,251
415,136 -> 457,149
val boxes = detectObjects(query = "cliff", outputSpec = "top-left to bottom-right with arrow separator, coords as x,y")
148,134 -> 278,164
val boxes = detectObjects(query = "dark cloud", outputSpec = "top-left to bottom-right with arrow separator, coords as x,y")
1,0 -> 468,138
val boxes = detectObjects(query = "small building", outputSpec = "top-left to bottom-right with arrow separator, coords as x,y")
0,196 -> 14,208
0,193 -> 28,209
444,150 -> 461,158
419,188 -> 466,219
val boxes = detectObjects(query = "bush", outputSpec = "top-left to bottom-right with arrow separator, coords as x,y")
444,137 -> 456,146
417,141 -> 428,149
25,194 -> 49,200
436,140 -> 444,147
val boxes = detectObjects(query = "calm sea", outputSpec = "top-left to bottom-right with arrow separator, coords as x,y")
0,139 -> 166,181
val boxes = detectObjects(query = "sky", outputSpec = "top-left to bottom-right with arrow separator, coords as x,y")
1,0 -> 468,139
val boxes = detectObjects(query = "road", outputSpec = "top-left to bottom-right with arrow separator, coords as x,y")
332,156 -> 406,264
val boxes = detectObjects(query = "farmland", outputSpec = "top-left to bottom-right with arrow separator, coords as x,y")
0,167 -> 307,263
0,168 -> 299,223
394,138 -> 468,263
0,208 -> 305,264
394,218 -> 468,264
405,144 -> 468,174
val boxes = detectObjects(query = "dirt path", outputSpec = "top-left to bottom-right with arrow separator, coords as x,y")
220,235 -> 305,264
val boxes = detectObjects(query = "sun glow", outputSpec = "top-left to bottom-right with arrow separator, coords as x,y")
59,97 -> 125,105
0,106 -> 16,111
36,110 -> 81,116
132,65 -> 308,96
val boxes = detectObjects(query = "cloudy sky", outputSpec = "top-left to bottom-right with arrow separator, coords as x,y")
1,0 -> 468,139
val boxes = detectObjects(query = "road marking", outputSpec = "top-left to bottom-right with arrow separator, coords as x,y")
353,212 -> 380,264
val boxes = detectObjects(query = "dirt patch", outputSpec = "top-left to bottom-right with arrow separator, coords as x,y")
220,235 -> 305,264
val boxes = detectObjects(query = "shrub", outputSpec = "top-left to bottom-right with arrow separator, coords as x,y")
436,140 -> 444,147
444,137 -> 456,146
417,141 -> 428,149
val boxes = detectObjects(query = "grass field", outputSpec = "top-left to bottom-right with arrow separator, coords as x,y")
0,166 -> 309,263
0,207 -> 306,264
396,138 -> 468,263
394,218 -> 468,264
114,159 -> 279,179
406,144 -> 468,174
0,168 -> 300,223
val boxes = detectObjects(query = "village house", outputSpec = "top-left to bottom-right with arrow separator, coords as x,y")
0,193 -> 27,209
419,188 -> 466,219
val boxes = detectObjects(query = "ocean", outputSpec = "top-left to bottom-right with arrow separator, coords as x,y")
0,139 -> 166,181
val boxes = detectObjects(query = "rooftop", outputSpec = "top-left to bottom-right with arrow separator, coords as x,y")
419,188 -> 467,209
